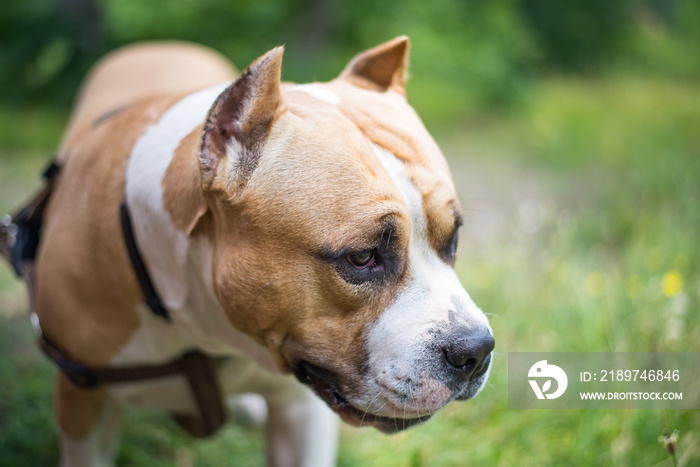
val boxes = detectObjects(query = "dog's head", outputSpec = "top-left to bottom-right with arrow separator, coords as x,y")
197,37 -> 493,432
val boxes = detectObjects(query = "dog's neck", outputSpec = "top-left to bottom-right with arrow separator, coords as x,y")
118,84 -> 277,371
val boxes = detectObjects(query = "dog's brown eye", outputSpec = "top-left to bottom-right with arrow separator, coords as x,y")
347,249 -> 375,269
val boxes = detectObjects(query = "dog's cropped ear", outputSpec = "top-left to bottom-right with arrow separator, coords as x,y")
338,36 -> 409,95
200,47 -> 285,192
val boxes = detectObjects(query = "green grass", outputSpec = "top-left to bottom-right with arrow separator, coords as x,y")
1,75 -> 698,465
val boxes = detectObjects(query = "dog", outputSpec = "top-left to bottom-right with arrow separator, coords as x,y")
31,37 -> 494,466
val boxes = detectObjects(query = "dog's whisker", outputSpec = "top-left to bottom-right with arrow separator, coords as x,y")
251,281 -> 273,309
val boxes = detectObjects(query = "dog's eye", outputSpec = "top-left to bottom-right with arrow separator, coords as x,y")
322,223 -> 402,286
347,249 -> 376,269
444,228 -> 460,263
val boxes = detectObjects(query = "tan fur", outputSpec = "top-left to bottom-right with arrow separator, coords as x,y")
207,101 -> 412,377
339,36 -> 409,95
162,125 -> 208,236
58,41 -> 237,160
56,372 -> 107,440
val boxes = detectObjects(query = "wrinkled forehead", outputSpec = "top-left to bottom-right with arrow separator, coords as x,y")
241,82 -> 461,251
282,81 -> 460,212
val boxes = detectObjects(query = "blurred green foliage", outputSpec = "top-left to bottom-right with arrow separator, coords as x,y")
2,0 -> 700,120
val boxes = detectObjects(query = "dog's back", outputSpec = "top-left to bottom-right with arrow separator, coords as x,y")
58,41 -> 237,160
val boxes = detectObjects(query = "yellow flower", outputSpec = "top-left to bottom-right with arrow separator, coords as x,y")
661,270 -> 684,298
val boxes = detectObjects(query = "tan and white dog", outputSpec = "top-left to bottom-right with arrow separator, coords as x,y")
34,37 -> 494,466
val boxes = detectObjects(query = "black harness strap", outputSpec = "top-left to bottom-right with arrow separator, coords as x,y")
37,333 -> 226,438
119,202 -> 170,320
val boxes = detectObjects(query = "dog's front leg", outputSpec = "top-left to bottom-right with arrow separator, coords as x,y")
264,383 -> 339,467
55,373 -> 123,467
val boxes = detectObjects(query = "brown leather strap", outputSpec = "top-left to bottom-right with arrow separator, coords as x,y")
37,333 -> 226,437
174,352 -> 227,437
38,334 -> 187,386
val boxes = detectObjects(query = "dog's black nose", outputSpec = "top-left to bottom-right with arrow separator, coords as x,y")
443,328 -> 495,379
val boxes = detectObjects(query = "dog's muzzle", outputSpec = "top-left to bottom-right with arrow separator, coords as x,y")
294,325 -> 494,432
294,361 -> 427,433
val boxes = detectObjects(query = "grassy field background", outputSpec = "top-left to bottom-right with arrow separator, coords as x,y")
1,73 -> 698,466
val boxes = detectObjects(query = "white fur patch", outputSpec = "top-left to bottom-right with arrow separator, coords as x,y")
125,83 -> 228,310
287,84 -> 340,105
359,143 -> 491,416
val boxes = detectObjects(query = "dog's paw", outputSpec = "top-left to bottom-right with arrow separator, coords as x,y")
226,393 -> 268,427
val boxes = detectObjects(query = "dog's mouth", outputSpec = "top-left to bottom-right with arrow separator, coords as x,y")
294,361 -> 428,433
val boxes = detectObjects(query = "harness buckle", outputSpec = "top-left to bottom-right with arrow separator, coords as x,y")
1,214 -> 17,245
0,214 -> 18,266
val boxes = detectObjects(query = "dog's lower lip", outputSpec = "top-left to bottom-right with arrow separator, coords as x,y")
296,362 -> 427,433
